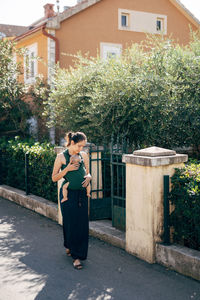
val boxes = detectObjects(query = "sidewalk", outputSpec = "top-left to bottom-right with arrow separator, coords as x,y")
0,196 -> 200,300
0,184 -> 200,282
0,185 -> 125,249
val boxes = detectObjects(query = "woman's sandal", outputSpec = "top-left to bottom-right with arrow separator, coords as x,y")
73,260 -> 83,270
66,249 -> 71,257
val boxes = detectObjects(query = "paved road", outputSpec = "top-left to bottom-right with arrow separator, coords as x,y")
0,196 -> 199,300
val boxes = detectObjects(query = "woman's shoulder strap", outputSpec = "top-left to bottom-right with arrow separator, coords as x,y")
79,151 -> 88,169
63,149 -> 70,164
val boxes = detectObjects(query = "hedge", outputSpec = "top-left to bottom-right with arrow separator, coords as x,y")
170,160 -> 200,250
44,32 -> 200,155
0,137 -> 57,203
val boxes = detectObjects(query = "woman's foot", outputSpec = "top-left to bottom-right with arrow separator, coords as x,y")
66,248 -> 71,256
73,259 -> 83,270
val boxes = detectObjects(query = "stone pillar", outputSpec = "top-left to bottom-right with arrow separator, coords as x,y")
122,146 -> 188,264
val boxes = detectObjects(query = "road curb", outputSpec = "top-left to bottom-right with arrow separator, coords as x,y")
89,220 -> 125,250
0,185 -> 58,222
156,243 -> 200,281
0,185 -> 125,250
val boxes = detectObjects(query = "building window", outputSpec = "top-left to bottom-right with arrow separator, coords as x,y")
121,13 -> 129,27
156,18 -> 164,32
30,52 -> 35,78
25,55 -> 29,80
119,10 -> 130,30
100,43 -> 122,60
24,43 -> 37,84
118,9 -> 167,35
107,52 -> 117,59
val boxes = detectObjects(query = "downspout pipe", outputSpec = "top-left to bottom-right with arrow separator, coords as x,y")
42,24 -> 59,63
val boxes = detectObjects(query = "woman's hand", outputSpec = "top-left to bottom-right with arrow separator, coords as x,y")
82,173 -> 92,187
65,162 -> 79,172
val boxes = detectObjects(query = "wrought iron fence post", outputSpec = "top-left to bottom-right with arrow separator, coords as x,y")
0,149 -> 2,185
25,152 -> 30,195
89,144 -> 92,219
163,175 -> 170,245
110,135 -> 114,226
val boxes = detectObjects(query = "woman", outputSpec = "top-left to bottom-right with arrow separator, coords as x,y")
52,131 -> 91,270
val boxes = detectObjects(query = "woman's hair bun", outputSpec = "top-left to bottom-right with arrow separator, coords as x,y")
66,132 -> 74,147
65,131 -> 86,147
67,132 -> 73,140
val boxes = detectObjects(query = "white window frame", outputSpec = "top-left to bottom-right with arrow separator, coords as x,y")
12,53 -> 17,80
47,30 -> 56,85
100,42 -> 122,60
118,9 -> 131,31
121,13 -> 130,28
156,17 -> 165,32
24,43 -> 38,84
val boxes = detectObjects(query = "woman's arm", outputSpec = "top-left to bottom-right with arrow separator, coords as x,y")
52,153 -> 79,182
81,151 -> 92,187
81,151 -> 90,174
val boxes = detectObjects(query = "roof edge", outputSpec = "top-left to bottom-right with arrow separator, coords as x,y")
13,24 -> 46,42
46,0 -> 102,28
169,0 -> 200,28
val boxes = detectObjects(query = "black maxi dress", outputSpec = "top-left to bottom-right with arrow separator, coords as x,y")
59,149 -> 89,261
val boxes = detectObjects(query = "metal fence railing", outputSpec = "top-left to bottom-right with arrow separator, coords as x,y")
0,150 -> 57,203
0,150 -> 25,191
110,136 -> 130,231
163,174 -> 200,251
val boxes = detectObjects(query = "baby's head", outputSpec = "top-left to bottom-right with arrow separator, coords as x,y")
70,154 -> 81,164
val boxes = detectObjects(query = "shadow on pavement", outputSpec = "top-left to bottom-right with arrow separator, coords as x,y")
0,197 -> 199,300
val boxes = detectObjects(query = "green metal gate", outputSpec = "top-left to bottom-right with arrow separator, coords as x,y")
88,138 -> 130,232
110,137 -> 129,231
89,144 -> 112,221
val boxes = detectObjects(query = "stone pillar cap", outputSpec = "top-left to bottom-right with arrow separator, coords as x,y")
123,146 -> 188,167
133,146 -> 176,157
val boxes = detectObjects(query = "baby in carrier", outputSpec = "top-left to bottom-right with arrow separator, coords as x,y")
61,154 -> 91,203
